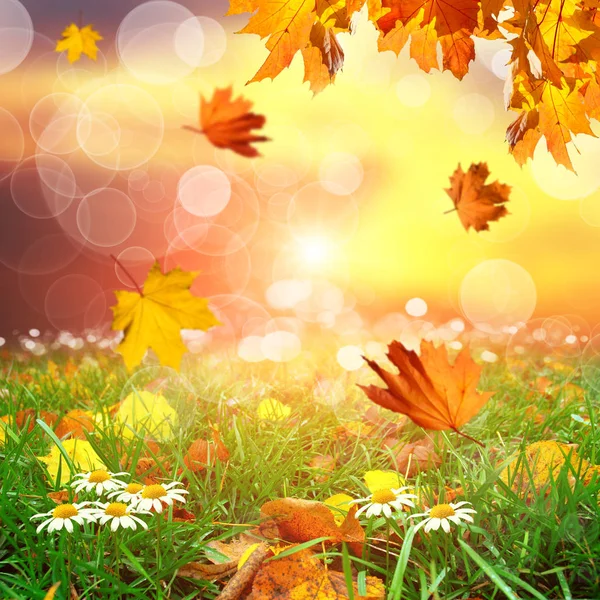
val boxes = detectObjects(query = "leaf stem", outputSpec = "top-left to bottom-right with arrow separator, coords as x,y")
451,427 -> 484,448
181,125 -> 206,136
110,254 -> 143,296
443,208 -> 457,214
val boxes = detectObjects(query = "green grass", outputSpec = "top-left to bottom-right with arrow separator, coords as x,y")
0,350 -> 599,599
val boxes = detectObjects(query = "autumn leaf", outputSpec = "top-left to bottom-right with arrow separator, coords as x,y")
43,583 -> 61,600
182,426 -> 230,472
55,409 -> 95,440
260,497 -> 365,556
359,340 -> 494,444
499,441 -> 600,498
111,261 -> 220,371
183,87 -> 269,157
55,23 -> 103,63
246,548 -> 385,599
445,163 -> 511,232
383,437 -> 442,476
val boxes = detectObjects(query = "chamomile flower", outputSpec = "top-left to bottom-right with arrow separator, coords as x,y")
71,470 -> 129,496
90,502 -> 151,531
31,502 -> 97,534
136,482 -> 189,513
410,501 -> 477,533
351,487 -> 417,518
107,482 -> 144,505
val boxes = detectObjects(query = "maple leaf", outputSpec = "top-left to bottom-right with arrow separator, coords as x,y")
55,409 -> 95,440
445,162 -> 511,232
55,23 -> 103,63
183,87 -> 269,157
111,261 -> 220,371
383,437 -> 442,476
359,340 -> 494,444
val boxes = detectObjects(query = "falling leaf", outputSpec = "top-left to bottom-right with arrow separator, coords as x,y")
260,498 -> 365,556
183,87 -> 269,157
246,548 -> 385,599
111,261 -> 220,371
55,23 -> 103,63
445,163 -> 511,232
360,340 -> 494,443
38,439 -> 105,486
500,441 -> 600,498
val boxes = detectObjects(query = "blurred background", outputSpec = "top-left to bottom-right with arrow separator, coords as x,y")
2,0 -> 600,355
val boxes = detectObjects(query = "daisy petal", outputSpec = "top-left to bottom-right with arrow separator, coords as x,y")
441,518 -> 451,533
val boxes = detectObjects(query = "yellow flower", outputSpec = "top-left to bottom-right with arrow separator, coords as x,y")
256,398 -> 291,422
116,390 -> 178,441
38,439 -> 105,486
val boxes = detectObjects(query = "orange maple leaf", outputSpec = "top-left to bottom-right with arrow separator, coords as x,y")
445,162 -> 511,232
183,87 -> 269,157
359,341 -> 494,445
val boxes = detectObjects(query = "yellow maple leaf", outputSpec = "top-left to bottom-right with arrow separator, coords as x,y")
55,23 -> 103,63
111,261 -> 220,371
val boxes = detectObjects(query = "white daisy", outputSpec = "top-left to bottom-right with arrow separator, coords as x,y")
410,501 -> 477,533
71,470 -> 129,496
136,482 -> 189,513
107,482 -> 144,506
350,487 -> 417,519
90,502 -> 151,531
31,502 -> 97,534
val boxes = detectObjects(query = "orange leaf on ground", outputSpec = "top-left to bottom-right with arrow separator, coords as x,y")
183,426 -> 230,473
360,340 -> 493,442
384,437 -> 442,476
445,163 -> 511,232
260,498 -> 365,556
183,87 -> 269,157
55,409 -> 95,439
246,548 -> 385,599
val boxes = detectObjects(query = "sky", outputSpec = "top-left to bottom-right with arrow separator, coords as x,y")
2,0 -> 600,339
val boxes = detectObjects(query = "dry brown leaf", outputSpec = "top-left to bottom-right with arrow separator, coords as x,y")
183,426 -> 230,473
385,437 -> 442,476
445,162 -> 511,232
360,340 -> 493,444
47,490 -> 73,504
246,548 -> 385,599
178,560 -> 238,581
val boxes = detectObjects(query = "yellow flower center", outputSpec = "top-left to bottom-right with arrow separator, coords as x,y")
105,502 -> 129,517
125,483 -> 143,494
430,504 -> 456,519
52,504 -> 78,519
141,484 -> 167,499
88,470 -> 111,483
370,489 -> 397,504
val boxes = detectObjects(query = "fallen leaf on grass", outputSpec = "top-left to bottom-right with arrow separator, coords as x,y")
183,87 -> 269,157
111,261 -> 220,371
47,490 -> 73,504
183,426 -> 230,473
43,582 -> 61,600
383,437 -> 442,477
257,397 -> 291,422
178,560 -> 238,581
260,498 -> 364,556
38,439 -> 105,486
116,390 -> 178,442
360,341 -> 493,445
445,162 -> 511,232
171,506 -> 196,522
55,23 -> 103,63
55,409 -> 95,440
308,454 -> 336,482
246,548 -> 385,599
499,441 -> 600,498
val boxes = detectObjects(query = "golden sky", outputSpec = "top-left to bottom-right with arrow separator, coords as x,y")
2,4 -> 600,333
